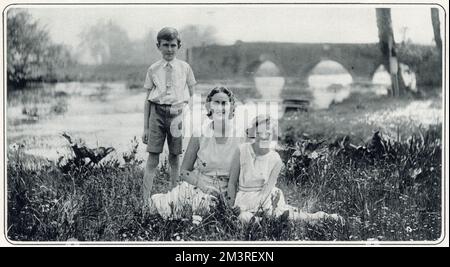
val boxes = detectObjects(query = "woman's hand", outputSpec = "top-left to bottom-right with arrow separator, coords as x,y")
258,159 -> 284,206
227,148 -> 240,210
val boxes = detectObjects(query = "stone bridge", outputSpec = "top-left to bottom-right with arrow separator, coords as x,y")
187,41 -> 437,86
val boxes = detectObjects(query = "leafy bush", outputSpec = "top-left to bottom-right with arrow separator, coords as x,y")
7,10 -> 74,88
278,125 -> 441,241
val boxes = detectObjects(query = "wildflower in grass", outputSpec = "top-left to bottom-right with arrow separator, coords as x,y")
9,143 -> 19,151
192,215 -> 203,225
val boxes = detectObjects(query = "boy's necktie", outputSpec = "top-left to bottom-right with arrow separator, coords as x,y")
161,63 -> 173,104
164,63 -> 173,103
166,63 -> 173,89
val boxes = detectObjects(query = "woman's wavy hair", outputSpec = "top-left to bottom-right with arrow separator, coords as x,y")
205,86 -> 236,119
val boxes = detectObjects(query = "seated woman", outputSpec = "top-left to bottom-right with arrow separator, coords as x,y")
149,87 -> 244,219
228,115 -> 344,225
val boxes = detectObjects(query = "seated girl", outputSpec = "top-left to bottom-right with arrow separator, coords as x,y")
227,115 -> 343,225
149,87 -> 244,219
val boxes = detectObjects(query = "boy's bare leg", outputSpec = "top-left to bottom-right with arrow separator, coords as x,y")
143,152 -> 160,205
168,153 -> 180,188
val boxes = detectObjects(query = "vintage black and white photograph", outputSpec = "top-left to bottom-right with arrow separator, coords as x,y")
2,1 -> 447,245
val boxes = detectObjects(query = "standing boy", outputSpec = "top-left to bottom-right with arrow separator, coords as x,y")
142,27 -> 196,204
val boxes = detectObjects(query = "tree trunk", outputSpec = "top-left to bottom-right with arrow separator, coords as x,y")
376,8 -> 405,97
431,8 -> 442,56
431,7 -> 443,88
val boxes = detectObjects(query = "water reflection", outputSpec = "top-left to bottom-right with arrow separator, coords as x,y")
253,60 -> 285,101
307,60 -> 353,109
254,77 -> 285,100
372,65 -> 391,96
7,82 -> 146,161
371,64 -> 417,95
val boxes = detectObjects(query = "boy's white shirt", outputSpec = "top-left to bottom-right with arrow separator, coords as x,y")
144,57 -> 196,105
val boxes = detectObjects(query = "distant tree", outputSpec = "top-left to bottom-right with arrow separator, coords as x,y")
178,25 -> 218,63
179,24 -> 218,49
44,44 -> 76,79
131,29 -> 160,65
430,8 -> 442,87
399,26 -> 410,45
78,20 -> 133,64
376,8 -> 406,97
7,9 -> 72,88
431,8 -> 442,56
143,29 -> 156,48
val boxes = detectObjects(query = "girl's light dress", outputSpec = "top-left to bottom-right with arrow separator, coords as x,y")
149,121 -> 242,219
234,143 -> 299,220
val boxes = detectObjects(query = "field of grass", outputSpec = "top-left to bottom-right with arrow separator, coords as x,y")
6,92 -> 443,242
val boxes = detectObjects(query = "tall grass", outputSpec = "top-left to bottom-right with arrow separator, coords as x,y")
6,122 -> 441,242
278,124 -> 441,241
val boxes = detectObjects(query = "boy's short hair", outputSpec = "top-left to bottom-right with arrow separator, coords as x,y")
157,27 -> 181,46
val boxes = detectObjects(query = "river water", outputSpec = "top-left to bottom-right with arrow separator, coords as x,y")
6,80 -> 282,162
5,73 -> 402,162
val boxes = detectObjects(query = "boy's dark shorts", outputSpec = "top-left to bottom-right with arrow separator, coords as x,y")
147,102 -> 184,155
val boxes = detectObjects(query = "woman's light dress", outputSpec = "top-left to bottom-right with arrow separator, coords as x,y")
149,121 -> 242,219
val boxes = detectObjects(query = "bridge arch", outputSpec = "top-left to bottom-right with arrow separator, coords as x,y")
300,58 -> 355,83
301,59 -> 354,87
244,54 -> 285,77
189,42 -> 435,86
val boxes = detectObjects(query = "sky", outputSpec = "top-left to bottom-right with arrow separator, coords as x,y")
17,4 -> 444,47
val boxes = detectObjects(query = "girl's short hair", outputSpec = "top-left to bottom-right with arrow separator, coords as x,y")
157,27 -> 181,46
246,115 -> 278,140
205,86 -> 236,119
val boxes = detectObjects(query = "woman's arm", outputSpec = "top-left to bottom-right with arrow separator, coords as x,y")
258,159 -> 283,205
179,137 -> 200,186
227,148 -> 241,207
180,136 -> 222,195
